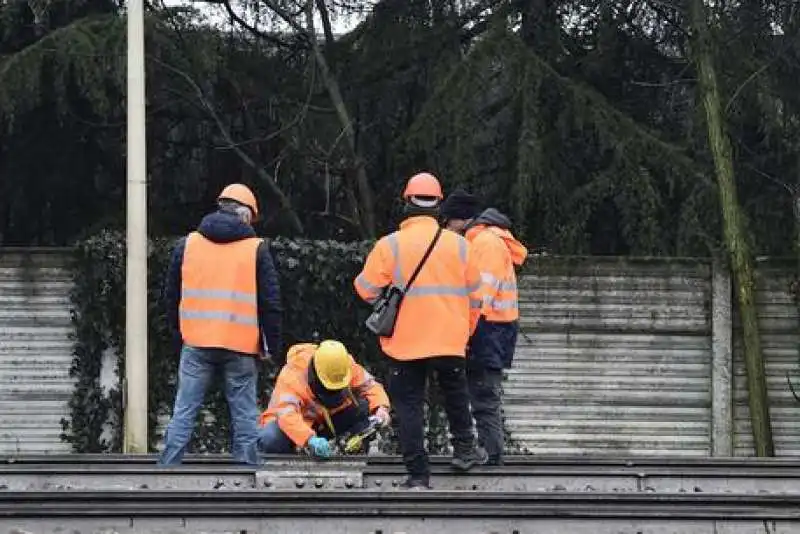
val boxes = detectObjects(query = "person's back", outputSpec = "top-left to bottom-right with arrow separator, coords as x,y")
159,184 -> 283,467
440,190 -> 528,467
354,172 -> 486,490
180,226 -> 263,354
374,215 -> 478,360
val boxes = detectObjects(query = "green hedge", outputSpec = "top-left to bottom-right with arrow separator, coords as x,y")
60,228 -> 483,455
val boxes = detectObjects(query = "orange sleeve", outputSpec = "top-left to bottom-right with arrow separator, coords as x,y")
265,376 -> 315,447
354,237 -> 394,303
350,363 -> 390,412
471,234 -> 508,316
464,239 -> 483,335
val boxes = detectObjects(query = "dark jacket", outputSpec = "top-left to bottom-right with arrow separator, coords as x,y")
164,210 -> 283,362
466,208 -> 520,370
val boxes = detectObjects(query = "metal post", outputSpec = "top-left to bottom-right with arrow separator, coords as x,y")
711,260 -> 733,456
125,0 -> 148,453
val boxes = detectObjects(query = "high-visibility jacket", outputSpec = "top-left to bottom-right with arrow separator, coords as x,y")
258,343 -> 390,447
465,224 -> 527,322
354,215 -> 482,360
179,232 -> 263,355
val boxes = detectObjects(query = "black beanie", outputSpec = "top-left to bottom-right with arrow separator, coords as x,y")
440,188 -> 481,221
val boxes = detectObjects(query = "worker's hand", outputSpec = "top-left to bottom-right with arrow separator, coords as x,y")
307,436 -> 332,459
372,406 -> 391,428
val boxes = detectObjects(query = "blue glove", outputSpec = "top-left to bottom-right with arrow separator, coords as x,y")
307,436 -> 331,459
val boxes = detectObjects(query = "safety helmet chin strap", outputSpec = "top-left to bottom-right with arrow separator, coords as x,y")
308,364 -> 358,438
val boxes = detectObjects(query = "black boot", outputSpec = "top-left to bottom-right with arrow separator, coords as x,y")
485,454 -> 504,466
399,476 -> 431,490
451,443 -> 488,471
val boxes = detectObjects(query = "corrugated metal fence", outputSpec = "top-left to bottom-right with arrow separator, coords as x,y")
505,258 -> 714,456
0,248 -> 797,457
0,249 -> 74,454
732,261 -> 800,456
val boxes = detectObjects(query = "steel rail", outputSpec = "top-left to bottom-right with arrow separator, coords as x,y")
0,491 -> 799,519
5,453 -> 800,468
1,460 -> 799,479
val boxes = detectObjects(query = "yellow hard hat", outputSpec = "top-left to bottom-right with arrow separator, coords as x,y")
218,183 -> 259,220
312,340 -> 352,391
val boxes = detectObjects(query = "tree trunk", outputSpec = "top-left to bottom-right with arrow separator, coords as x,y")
689,0 -> 774,456
305,0 -> 377,239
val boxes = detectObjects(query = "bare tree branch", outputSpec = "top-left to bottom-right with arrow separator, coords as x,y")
315,0 -> 335,44
218,0 -> 296,48
152,56 -> 305,235
303,0 -> 376,237
217,57 -> 317,151
248,0 -> 376,237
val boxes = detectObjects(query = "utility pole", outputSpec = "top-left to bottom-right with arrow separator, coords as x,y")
124,0 -> 149,453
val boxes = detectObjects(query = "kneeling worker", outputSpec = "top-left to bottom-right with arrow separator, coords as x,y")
257,340 -> 391,458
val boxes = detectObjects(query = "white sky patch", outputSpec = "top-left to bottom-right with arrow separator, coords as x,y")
161,0 -> 368,36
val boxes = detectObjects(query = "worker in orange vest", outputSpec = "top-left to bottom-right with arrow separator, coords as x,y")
159,184 -> 283,466
257,340 -> 391,457
440,188 -> 527,466
354,172 -> 487,490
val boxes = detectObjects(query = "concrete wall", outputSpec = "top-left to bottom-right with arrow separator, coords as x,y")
0,248 -> 797,456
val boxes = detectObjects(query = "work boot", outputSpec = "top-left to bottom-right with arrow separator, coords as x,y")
399,476 -> 431,490
451,444 -> 488,472
485,454 -> 504,466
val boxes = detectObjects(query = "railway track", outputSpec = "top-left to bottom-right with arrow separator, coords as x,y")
1,454 -> 799,493
1,489 -> 800,519
0,489 -> 798,534
6,453 -> 800,468
1,456 -> 799,532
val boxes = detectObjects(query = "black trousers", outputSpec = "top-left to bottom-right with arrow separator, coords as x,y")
387,356 -> 475,479
466,365 -> 504,458
314,397 -> 371,439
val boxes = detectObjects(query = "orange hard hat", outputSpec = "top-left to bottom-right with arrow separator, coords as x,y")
218,183 -> 259,219
403,172 -> 443,200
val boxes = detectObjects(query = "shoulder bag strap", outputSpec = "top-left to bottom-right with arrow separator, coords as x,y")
402,227 -> 443,294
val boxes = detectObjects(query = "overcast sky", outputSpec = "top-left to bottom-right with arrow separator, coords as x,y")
160,0 -> 367,35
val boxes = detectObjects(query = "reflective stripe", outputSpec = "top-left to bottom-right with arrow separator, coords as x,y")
406,285 -> 471,297
493,300 -> 518,310
480,272 -> 501,291
482,296 -> 519,311
389,230 -> 471,295
279,394 -> 301,406
387,233 -> 403,285
181,288 -> 256,304
500,279 -> 517,290
355,273 -> 381,297
468,280 -> 482,292
470,298 -> 482,309
458,238 -> 467,263
480,272 -> 517,292
179,310 -> 258,326
276,406 -> 296,416
268,393 -> 301,409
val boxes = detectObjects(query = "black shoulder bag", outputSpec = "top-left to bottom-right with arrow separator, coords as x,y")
365,227 -> 443,337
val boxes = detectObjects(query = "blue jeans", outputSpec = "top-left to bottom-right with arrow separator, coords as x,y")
258,398 -> 371,453
158,345 -> 260,466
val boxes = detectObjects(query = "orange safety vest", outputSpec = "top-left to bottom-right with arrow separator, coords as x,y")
465,224 -> 527,322
354,216 -> 482,360
179,232 -> 263,355
258,343 -> 391,446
